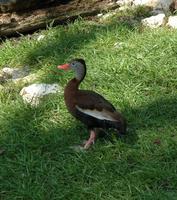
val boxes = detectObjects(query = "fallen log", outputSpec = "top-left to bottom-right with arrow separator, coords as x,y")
0,0 -> 119,37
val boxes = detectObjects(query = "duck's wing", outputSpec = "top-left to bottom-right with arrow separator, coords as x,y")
75,90 -> 119,122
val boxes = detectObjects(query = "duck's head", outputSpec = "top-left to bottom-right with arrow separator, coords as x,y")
57,58 -> 86,81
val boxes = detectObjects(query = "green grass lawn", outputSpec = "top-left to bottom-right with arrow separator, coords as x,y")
1,10 -> 177,200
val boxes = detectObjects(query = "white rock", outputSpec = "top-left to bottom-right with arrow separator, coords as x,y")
133,0 -> 150,6
116,0 -> 133,6
141,13 -> 166,28
167,16 -> 177,29
37,35 -> 45,41
97,13 -> 103,17
20,83 -> 61,106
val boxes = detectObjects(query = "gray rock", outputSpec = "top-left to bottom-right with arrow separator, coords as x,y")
0,66 -> 37,86
2,66 -> 30,80
116,0 -> 173,13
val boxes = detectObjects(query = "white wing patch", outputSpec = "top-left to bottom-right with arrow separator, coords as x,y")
76,105 -> 117,121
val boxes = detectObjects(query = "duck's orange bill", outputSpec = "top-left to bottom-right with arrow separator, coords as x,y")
57,63 -> 70,70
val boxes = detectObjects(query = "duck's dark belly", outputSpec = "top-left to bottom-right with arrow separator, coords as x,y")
74,108 -> 118,130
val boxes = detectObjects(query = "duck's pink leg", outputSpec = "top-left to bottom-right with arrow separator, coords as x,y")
83,130 -> 97,149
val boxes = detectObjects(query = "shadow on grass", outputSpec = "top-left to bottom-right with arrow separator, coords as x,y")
0,102 -> 86,153
124,95 -> 177,144
1,94 -> 177,151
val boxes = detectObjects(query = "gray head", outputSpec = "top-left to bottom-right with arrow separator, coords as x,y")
58,58 -> 86,81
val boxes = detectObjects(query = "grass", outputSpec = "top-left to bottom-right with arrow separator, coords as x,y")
1,10 -> 177,199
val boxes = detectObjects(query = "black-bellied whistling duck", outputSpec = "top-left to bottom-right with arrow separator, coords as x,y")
57,58 -> 126,149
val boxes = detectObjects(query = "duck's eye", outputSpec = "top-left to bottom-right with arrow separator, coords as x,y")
71,62 -> 76,67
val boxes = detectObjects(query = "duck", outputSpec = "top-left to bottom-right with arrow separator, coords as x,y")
57,58 -> 127,149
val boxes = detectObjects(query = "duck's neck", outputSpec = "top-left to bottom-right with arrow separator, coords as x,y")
64,66 -> 86,100
65,78 -> 81,94
75,65 -> 86,83
65,66 -> 86,91
64,78 -> 81,109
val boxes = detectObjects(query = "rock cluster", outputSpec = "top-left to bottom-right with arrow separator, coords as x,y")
142,14 -> 177,28
0,66 -> 61,106
116,0 -> 174,13
115,0 -> 177,28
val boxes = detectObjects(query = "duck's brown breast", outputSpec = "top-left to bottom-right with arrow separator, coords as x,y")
64,78 -> 79,115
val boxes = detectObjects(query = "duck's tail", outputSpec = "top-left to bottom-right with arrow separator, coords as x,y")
113,111 -> 127,135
